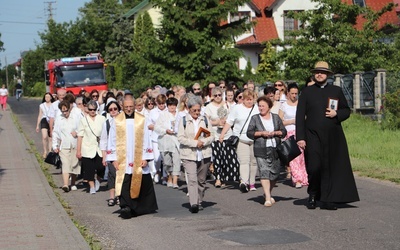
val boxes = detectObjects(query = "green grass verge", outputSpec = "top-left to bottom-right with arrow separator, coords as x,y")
343,113 -> 400,184
11,113 -> 102,250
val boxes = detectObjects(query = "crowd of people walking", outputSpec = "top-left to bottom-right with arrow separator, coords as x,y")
38,61 -> 359,218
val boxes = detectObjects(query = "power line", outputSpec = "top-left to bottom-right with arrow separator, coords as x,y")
0,20 -> 45,25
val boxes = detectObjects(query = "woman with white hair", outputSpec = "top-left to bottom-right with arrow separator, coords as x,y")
178,95 -> 214,213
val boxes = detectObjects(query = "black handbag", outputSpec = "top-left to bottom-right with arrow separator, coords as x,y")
45,151 -> 62,169
276,135 -> 301,166
226,135 -> 239,147
226,105 -> 255,147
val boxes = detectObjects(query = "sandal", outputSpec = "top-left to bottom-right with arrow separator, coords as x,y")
115,197 -> 120,205
108,198 -> 116,206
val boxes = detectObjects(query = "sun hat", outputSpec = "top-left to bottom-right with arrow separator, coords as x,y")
310,61 -> 334,75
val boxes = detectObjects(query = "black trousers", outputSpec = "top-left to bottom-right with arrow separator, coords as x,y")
120,173 -> 158,216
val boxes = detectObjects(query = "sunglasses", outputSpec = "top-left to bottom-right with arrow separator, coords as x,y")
193,88 -> 201,91
190,109 -> 201,112
148,103 -> 154,105
88,108 -> 96,111
274,84 -> 283,87
92,95 -> 99,98
214,94 -> 222,97
219,86 -> 225,89
108,107 -> 118,112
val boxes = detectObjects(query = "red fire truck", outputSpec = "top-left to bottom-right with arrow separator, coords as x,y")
45,53 -> 108,95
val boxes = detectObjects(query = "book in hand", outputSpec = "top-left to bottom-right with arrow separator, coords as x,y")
327,98 -> 339,111
194,127 -> 211,140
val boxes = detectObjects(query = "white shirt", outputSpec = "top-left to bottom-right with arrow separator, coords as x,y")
204,102 -> 232,140
52,114 -> 79,150
226,104 -> 259,143
280,102 -> 297,132
148,107 -> 167,142
39,102 -> 52,121
0,88 -> 8,96
260,115 -> 277,148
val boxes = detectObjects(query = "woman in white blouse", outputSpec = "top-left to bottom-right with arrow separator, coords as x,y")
36,92 -> 55,158
77,100 -> 106,194
52,101 -> 80,192
219,89 -> 259,192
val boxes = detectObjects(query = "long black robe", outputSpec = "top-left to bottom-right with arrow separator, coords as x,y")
296,84 -> 359,203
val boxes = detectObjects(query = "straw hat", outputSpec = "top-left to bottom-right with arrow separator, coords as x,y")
310,61 -> 333,75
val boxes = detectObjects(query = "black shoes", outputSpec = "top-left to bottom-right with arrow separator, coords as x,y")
307,195 -> 316,209
320,202 -> 338,210
190,204 -> 199,213
239,182 -> 249,193
120,207 -> 133,219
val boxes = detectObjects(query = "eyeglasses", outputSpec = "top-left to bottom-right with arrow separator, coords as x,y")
193,88 -> 201,91
190,109 -> 201,112
92,95 -> 99,98
108,107 -> 118,112
237,95 -> 243,99
148,103 -> 154,105
274,84 -> 283,87
214,94 -> 222,97
88,108 -> 96,111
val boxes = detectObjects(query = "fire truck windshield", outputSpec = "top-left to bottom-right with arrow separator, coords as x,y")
58,67 -> 105,87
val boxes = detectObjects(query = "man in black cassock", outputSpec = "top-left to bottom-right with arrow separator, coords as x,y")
296,61 -> 359,210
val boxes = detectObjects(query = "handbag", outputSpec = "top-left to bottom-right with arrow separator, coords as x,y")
226,135 -> 239,147
276,135 -> 301,166
45,151 -> 62,169
226,105 -> 255,147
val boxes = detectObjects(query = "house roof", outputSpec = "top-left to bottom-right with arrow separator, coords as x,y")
236,0 -> 279,46
123,0 -> 150,19
343,0 -> 399,30
236,0 -> 399,46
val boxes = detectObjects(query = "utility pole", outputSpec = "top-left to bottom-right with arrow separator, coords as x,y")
44,1 -> 57,21
5,56 -> 9,89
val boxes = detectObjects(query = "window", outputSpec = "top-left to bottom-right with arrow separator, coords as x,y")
283,10 -> 303,40
230,11 -> 252,34
353,0 -> 366,7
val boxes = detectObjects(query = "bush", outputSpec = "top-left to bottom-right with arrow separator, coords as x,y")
381,89 -> 400,130
28,82 -> 47,97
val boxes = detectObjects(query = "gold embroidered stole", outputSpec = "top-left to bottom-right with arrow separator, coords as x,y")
114,112 -> 144,198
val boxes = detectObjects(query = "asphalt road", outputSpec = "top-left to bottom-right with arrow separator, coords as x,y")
8,97 -> 400,250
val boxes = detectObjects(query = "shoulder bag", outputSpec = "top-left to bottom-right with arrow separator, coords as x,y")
276,135 -> 301,165
226,105 -> 255,147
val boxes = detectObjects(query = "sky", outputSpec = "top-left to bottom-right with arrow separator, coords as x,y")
0,0 -> 89,66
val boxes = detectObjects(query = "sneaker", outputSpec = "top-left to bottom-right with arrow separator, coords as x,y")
172,184 -> 179,189
167,182 -> 173,188
162,180 -> 168,186
90,187 -> 96,194
153,174 -> 160,183
95,179 -> 100,191
239,182 -> 249,193
295,182 -> 302,189
249,184 -> 257,191
70,185 -> 77,191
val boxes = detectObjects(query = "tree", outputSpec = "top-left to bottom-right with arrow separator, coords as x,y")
22,48 -> 47,85
105,16 -> 135,90
151,0 -> 251,86
256,41 -> 279,81
0,33 -> 4,52
121,0 -> 143,8
273,0 -> 397,82
77,0 -> 125,54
